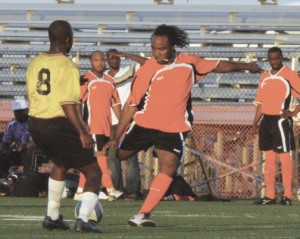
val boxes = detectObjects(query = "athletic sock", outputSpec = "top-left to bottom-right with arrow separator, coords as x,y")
97,155 -> 114,188
78,192 -> 99,223
279,152 -> 293,199
264,150 -> 277,199
138,173 -> 173,214
47,177 -> 65,220
76,172 -> 86,194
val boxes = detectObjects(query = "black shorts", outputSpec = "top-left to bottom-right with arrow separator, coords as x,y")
28,117 -> 96,170
259,115 -> 295,153
119,123 -> 186,159
92,134 -> 110,152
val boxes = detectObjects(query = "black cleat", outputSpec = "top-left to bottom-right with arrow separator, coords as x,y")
42,215 -> 70,230
254,197 -> 276,205
280,197 -> 292,206
74,218 -> 102,233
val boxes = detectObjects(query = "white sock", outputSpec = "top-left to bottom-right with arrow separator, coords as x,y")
76,187 -> 83,194
79,192 -> 99,223
47,178 -> 65,220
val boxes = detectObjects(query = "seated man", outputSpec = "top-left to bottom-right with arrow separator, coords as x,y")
1,99 -> 36,175
0,99 -> 49,196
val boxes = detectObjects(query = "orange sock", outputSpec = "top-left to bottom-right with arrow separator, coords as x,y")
97,155 -> 114,188
264,150 -> 276,199
279,152 -> 293,199
138,173 -> 173,214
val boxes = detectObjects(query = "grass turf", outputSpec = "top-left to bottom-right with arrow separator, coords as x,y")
0,197 -> 300,239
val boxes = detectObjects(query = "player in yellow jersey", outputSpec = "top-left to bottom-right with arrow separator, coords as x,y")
26,20 -> 102,233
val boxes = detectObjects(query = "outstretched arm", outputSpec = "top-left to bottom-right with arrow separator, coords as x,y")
115,51 -> 148,65
213,61 -> 263,74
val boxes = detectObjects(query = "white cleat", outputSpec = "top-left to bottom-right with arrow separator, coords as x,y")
128,213 -> 156,227
107,188 -> 124,202
99,191 -> 109,200
73,192 -> 82,201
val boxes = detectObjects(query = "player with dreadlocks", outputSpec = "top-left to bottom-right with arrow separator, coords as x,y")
104,24 -> 263,227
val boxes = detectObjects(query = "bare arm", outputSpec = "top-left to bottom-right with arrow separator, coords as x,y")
61,103 -> 94,149
115,52 -> 148,65
103,102 -> 137,150
281,104 -> 300,118
112,104 -> 121,121
251,104 -> 263,136
213,61 -> 263,74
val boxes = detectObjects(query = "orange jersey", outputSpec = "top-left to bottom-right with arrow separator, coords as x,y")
254,66 -> 300,115
81,71 -> 120,136
127,52 -> 218,133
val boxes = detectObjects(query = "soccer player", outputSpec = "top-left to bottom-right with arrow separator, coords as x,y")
252,47 -> 300,205
103,24 -> 263,227
75,51 -> 123,201
105,49 -> 147,200
26,20 -> 102,233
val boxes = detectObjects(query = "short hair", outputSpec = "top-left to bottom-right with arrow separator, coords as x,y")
268,47 -> 283,57
151,24 -> 189,48
48,20 -> 73,44
90,50 -> 104,60
106,49 -> 118,58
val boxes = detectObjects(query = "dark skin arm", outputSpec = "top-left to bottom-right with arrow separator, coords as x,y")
281,105 -> 300,118
61,103 -> 94,149
113,51 -> 148,65
213,61 -> 263,74
103,102 -> 137,150
112,104 -> 121,122
251,104 -> 263,137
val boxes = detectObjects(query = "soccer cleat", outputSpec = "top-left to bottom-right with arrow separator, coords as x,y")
61,187 -> 69,199
73,192 -> 82,201
99,191 -> 108,200
255,197 -> 276,205
124,193 -> 144,201
42,215 -> 70,230
107,188 -> 124,201
74,218 -> 102,233
280,197 -> 292,206
128,213 -> 156,227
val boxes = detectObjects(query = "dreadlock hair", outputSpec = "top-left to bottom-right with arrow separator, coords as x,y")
151,24 -> 189,48
268,47 -> 283,57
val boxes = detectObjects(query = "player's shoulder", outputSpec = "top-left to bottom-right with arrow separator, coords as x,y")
177,52 -> 204,64
103,74 -> 116,85
281,65 -> 297,75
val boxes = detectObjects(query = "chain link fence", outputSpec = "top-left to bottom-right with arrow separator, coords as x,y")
1,48 -> 299,199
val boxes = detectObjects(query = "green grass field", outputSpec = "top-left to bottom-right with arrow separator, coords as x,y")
0,197 -> 300,239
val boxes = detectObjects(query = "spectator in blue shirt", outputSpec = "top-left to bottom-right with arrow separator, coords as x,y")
1,99 -> 36,174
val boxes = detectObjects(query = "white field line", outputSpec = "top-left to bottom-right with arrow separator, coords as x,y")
0,215 -> 74,222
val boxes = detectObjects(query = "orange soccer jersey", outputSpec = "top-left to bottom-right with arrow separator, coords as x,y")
81,71 -> 120,136
127,52 -> 218,133
254,66 -> 300,115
